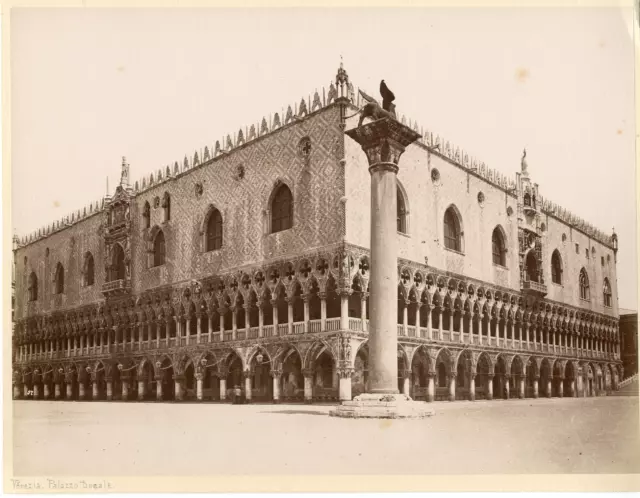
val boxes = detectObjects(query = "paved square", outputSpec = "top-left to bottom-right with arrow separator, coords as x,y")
12,396 -> 640,476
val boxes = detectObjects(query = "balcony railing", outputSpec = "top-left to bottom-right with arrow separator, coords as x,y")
102,278 -> 131,297
521,280 -> 548,297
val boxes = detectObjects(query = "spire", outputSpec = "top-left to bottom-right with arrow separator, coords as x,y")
336,56 -> 349,86
521,148 -> 529,176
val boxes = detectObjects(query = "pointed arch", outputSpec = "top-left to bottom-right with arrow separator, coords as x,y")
54,262 -> 65,294
142,201 -> 151,229
396,179 -> 410,234
443,204 -> 463,252
83,252 -> 95,286
491,225 -> 507,266
579,268 -> 590,300
153,229 -> 166,267
202,205 -> 223,252
28,271 -> 38,301
551,249 -> 563,285
270,182 -> 293,233
603,278 -> 612,307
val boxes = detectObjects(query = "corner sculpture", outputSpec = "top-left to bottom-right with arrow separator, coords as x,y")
331,80 -> 434,419
347,80 -> 398,127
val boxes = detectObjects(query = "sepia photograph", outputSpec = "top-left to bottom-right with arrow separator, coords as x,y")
5,4 -> 639,493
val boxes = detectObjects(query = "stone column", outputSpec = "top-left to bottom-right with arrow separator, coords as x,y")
303,296 -> 310,333
503,375 -> 510,399
558,378 -> 564,398
426,306 -> 433,340
34,384 -> 40,399
79,382 -> 85,400
244,305 -> 251,338
303,370 -> 313,403
44,383 -> 51,399
546,378 -> 552,398
469,374 -> 476,401
13,383 -> 20,399
105,379 -> 112,401
271,300 -> 278,334
66,382 -> 73,400
402,372 -> 411,397
519,375 -> 525,399
156,376 -> 163,400
136,380 -> 144,400
361,293 -> 369,332
257,304 -> 264,338
219,311 -> 225,342
319,292 -> 327,331
448,373 -> 456,401
174,377 -> 184,401
272,371 -> 282,403
427,373 -> 435,402
402,300 -> 409,336
338,369 -> 352,401
242,370 -> 252,403
208,312 -> 214,342
219,378 -> 227,401
533,377 -> 539,398
339,291 -> 350,331
55,383 -> 62,399
196,373 -> 204,401
287,300 -> 294,335
122,379 -> 130,401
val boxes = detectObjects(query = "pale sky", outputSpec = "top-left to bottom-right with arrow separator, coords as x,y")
11,7 -> 637,309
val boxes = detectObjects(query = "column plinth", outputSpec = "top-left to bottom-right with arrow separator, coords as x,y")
330,117 -> 433,419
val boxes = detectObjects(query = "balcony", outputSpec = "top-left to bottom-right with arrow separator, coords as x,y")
102,279 -> 131,298
521,279 -> 547,297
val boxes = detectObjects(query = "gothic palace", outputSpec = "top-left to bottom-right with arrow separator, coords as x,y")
12,65 -> 623,404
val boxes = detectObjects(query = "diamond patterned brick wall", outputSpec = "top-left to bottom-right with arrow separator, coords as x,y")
14,105 -> 346,315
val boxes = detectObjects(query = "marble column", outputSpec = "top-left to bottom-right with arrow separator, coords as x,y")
427,373 -> 435,402
503,376 -> 510,400
303,370 -> 313,403
338,369 -> 352,401
469,374 -> 476,401
106,380 -> 113,401
34,384 -> 40,399
533,377 -> 539,398
361,294 -> 369,332
402,373 -> 411,397
546,378 -> 552,398
174,378 -> 183,401
448,374 -> 456,402
558,379 -> 564,398
272,372 -> 281,403
44,383 -> 51,399
219,378 -> 227,401
55,383 -> 61,399
79,383 -> 86,400
138,381 -> 145,401
518,376 -> 525,399
339,292 -> 350,331
122,380 -> 129,401
196,373 -> 203,401
66,383 -> 72,400
244,372 -> 252,402
156,377 -> 163,401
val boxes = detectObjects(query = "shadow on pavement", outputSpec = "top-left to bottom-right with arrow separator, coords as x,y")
260,409 -> 330,416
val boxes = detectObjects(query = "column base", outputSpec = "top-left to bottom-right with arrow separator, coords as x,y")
329,393 -> 435,419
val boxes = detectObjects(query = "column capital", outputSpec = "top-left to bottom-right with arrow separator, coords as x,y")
270,370 -> 283,379
302,368 -> 314,378
337,368 -> 354,379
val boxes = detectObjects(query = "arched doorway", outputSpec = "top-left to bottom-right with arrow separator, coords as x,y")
476,353 -> 492,400
411,347 -> 430,401
494,356 -> 507,399
313,350 -> 335,401
456,350 -> 473,400
435,349 -> 452,401
111,243 -> 126,281
159,358 -> 175,401
67,365 -> 79,400
200,352 -> 220,400
353,346 -> 369,396
281,348 -> 304,402
525,358 -> 538,398
226,354 -> 243,401
552,360 -> 563,397
397,348 -> 409,394
249,350 -> 272,401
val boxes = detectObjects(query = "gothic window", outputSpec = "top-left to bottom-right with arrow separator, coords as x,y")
153,230 -> 166,267
28,272 -> 38,301
523,193 -> 531,207
112,244 -> 126,280
84,252 -> 95,286
143,201 -> 151,229
206,208 -> 223,251
492,226 -> 506,266
603,278 -> 612,307
579,268 -> 590,301
162,193 -> 171,222
271,184 -> 293,233
551,250 -> 563,285
525,251 -> 538,282
443,206 -> 462,252
54,263 -> 64,294
397,186 -> 407,234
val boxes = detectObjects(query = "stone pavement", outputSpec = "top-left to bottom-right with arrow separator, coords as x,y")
12,396 -> 639,476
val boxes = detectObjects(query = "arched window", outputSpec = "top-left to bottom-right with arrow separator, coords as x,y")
525,252 -> 538,282
271,184 -> 293,233
551,250 -> 563,285
443,207 -> 462,252
28,272 -> 38,301
112,244 -> 126,280
142,201 -> 151,229
84,252 -> 95,286
603,278 -> 612,307
523,192 -> 531,207
162,193 -> 171,222
206,208 -> 223,251
397,186 -> 407,234
153,230 -> 166,267
579,268 -> 590,300
492,226 -> 506,266
54,263 -> 64,294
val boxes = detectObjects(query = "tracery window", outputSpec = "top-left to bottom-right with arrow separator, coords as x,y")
603,278 -> 612,307
84,252 -> 95,286
443,207 -> 462,252
551,250 -> 563,285
206,208 -> 223,251
579,268 -> 590,301
271,184 -> 293,233
397,186 -> 407,234
525,252 -> 538,282
112,244 -> 126,280
28,272 -> 38,301
54,263 -> 64,294
153,230 -> 166,267
492,226 -> 506,266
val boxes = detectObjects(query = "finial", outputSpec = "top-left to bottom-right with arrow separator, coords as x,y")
120,156 -> 130,186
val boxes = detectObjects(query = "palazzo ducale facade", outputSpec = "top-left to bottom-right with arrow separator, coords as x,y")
12,64 -> 623,404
